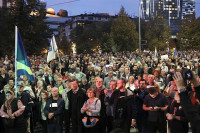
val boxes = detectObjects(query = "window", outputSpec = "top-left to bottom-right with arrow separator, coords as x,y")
88,16 -> 93,20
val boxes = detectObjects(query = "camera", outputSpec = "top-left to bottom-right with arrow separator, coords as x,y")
168,69 -> 193,81
150,107 -> 154,110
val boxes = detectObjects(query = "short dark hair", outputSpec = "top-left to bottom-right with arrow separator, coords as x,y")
119,77 -> 126,84
139,79 -> 147,84
70,79 -> 78,83
149,87 -> 157,94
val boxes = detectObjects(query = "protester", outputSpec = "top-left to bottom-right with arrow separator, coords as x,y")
143,87 -> 168,133
105,78 -> 137,133
135,79 -> 148,133
81,88 -> 101,133
1,50 -> 200,133
104,80 -> 117,133
44,87 -> 64,133
67,79 -> 87,133
0,90 -> 25,133
18,80 -> 34,133
37,90 -> 49,133
166,91 -> 188,133
62,79 -> 71,133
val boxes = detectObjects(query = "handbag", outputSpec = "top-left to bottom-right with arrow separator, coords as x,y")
82,116 -> 99,128
3,118 -> 15,128
82,99 -> 100,128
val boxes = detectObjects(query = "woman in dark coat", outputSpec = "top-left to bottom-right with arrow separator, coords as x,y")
0,90 -> 26,133
37,90 -> 49,133
166,91 -> 188,133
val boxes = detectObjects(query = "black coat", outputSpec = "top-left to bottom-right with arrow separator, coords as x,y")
167,100 -> 188,133
67,88 -> 87,121
20,91 -> 34,118
179,86 -> 200,133
44,97 -> 64,124
0,75 -> 7,90
107,89 -> 137,120
3,98 -> 27,133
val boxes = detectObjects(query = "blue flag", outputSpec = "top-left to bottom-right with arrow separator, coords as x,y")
174,48 -> 178,57
16,28 -> 34,82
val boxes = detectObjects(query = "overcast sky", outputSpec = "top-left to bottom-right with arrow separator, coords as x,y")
43,0 -> 200,17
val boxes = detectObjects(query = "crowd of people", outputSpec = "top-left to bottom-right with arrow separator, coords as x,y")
0,50 -> 200,133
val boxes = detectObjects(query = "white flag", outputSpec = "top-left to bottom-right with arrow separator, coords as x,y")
52,35 -> 58,52
47,35 -> 58,63
155,47 -> 158,58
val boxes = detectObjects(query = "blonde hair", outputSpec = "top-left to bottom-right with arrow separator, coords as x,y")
86,88 -> 96,96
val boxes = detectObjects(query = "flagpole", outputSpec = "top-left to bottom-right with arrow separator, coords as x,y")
15,26 -> 18,98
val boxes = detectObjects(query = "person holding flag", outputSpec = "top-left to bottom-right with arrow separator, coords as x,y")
15,26 -> 35,133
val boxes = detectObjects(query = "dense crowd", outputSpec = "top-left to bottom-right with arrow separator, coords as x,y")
0,50 -> 200,133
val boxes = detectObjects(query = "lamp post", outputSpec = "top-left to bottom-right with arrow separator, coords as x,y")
139,0 -> 142,53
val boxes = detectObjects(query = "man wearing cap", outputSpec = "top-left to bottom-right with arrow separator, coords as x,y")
18,80 -> 34,133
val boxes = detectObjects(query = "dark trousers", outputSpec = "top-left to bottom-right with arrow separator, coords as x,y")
41,120 -> 47,133
64,110 -> 70,133
71,118 -> 83,133
107,116 -> 114,133
136,114 -> 147,133
113,118 -> 131,133
47,123 -> 62,133
84,120 -> 100,133
148,121 -> 166,133
0,117 -> 5,133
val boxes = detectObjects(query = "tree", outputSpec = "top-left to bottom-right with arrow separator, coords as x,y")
71,21 -> 112,53
110,6 -> 138,52
0,0 -> 51,56
144,15 -> 171,50
177,14 -> 200,50
59,36 -> 72,54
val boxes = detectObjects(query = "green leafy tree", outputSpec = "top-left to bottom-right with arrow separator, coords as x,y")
59,36 -> 72,54
177,14 -> 200,50
0,0 -> 50,56
71,21 -> 112,53
144,15 -> 171,50
110,6 -> 138,52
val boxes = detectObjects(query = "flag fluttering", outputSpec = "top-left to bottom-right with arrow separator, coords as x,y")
15,26 -> 34,82
172,48 -> 178,57
47,35 -> 58,63
155,47 -> 158,58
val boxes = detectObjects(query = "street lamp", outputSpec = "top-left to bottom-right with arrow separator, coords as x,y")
139,0 -> 142,53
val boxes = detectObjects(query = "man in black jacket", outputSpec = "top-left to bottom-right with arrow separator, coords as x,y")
105,78 -> 137,133
44,87 -> 64,133
67,79 -> 87,133
18,80 -> 34,133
